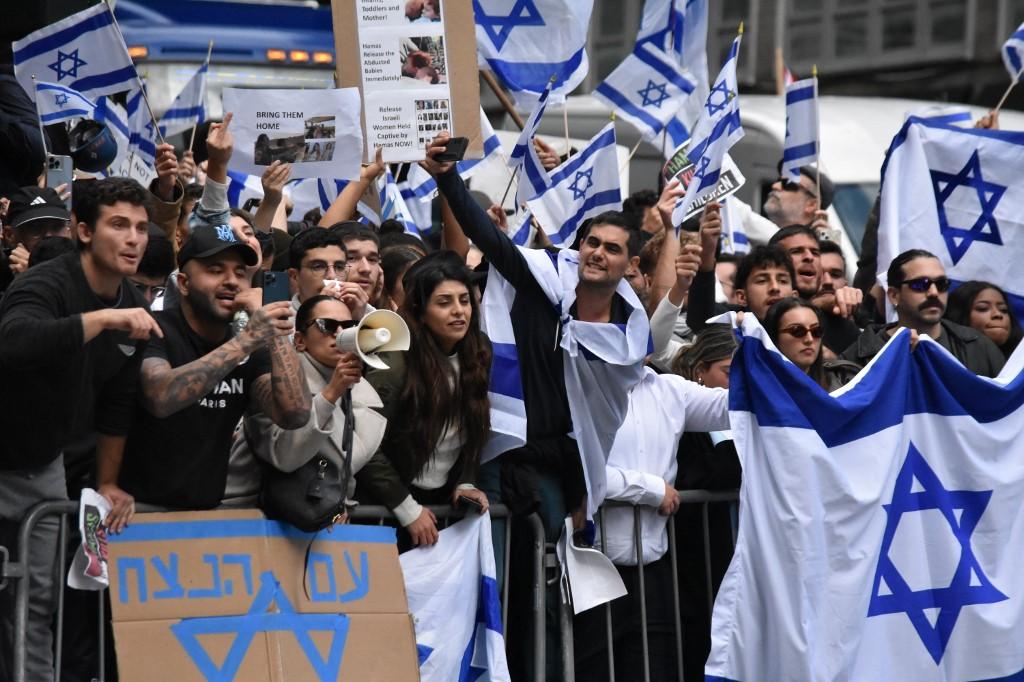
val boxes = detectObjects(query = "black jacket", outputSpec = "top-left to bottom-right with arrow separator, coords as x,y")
840,319 -> 1005,378
0,74 -> 47,198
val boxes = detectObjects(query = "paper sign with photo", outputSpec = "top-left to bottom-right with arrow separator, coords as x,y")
665,144 -> 747,222
221,87 -> 363,180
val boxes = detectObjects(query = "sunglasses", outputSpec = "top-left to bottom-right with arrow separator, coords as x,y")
780,324 -> 824,339
777,177 -> 817,198
306,318 -> 358,335
898,276 -> 950,293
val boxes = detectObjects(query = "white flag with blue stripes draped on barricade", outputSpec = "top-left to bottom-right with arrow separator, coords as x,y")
474,0 -> 593,107
13,4 -> 138,101
34,81 -> 95,125
706,312 -> 1024,681
876,117 -> 1024,319
159,61 -> 207,137
400,513 -> 510,682
526,123 -> 621,248
781,76 -> 819,181
594,44 -> 696,142
672,34 -> 743,227
1002,22 -> 1024,81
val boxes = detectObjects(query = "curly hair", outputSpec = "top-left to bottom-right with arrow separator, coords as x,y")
73,177 -> 151,230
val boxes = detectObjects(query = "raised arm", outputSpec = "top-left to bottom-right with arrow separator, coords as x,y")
253,161 -> 291,232
319,149 -> 384,227
249,336 -> 311,430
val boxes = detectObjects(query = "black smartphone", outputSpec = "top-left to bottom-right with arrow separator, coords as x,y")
436,136 -> 469,162
242,197 -> 262,212
262,270 -> 291,304
457,494 -> 484,512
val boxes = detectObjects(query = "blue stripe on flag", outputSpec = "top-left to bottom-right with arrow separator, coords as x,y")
162,104 -> 204,120
479,576 -> 503,634
594,82 -> 665,134
13,8 -> 115,63
551,189 -> 623,244
484,47 -> 586,94
785,84 -> 815,105
69,66 -> 139,94
548,126 -> 617,184
781,141 -> 817,163
490,343 -> 524,400
632,45 -> 696,93
687,109 -> 742,161
41,108 -> 91,123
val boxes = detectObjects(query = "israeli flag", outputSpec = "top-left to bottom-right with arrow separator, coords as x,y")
781,76 -> 819,181
509,79 -> 554,205
474,0 -> 592,107
159,61 -> 207,137
593,44 -> 696,142
1002,22 -> 1024,81
526,123 -> 621,248
285,177 -> 380,226
506,209 -> 533,247
226,171 -> 265,209
380,169 -> 423,238
707,312 -> 1024,681
34,81 -> 95,125
877,117 -> 1024,318
398,180 -> 434,234
719,196 -> 750,255
93,96 -> 132,176
13,4 -> 138,101
126,86 -> 157,167
400,513 -> 510,682
672,34 -> 744,226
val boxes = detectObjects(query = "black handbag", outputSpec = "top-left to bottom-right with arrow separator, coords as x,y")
257,392 -> 355,532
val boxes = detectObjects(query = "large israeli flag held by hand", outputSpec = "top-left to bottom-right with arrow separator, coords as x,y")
594,44 -> 696,142
781,76 -> 819,181
526,123 -> 621,247
126,86 -> 158,167
34,81 -> 95,125
1002,22 -> 1024,81
877,118 -> 1024,317
706,313 -> 1024,681
672,34 -> 743,226
401,513 -> 510,682
159,61 -> 207,137
13,4 -> 138,101
474,0 -> 593,107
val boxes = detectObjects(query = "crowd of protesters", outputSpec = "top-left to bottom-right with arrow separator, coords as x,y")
0,60 -> 1020,682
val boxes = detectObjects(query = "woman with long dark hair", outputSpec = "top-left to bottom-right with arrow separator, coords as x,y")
358,250 -> 491,547
945,281 -> 1023,359
764,297 -> 859,391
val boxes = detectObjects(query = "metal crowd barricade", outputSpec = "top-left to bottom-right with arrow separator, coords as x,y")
0,501 -> 547,682
557,489 -> 740,682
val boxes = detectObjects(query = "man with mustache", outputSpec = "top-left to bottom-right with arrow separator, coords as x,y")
840,249 -> 1004,376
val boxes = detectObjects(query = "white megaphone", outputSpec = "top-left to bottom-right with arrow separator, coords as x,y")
336,309 -> 410,370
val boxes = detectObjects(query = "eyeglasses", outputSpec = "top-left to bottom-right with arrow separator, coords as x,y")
777,177 -> 817,199
303,260 -> 348,277
897,276 -> 950,293
130,281 -> 166,298
306,318 -> 358,335
780,324 -> 824,339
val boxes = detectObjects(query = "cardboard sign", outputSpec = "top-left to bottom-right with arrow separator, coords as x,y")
333,0 -> 482,163
664,143 -> 746,221
107,510 -> 417,681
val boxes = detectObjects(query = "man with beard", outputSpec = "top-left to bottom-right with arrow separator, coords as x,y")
768,225 -> 861,355
841,249 -> 1004,376
114,224 -> 311,511
762,166 -> 833,231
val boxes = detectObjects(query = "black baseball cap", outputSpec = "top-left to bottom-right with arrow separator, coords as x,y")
177,224 -> 259,268
6,187 -> 70,230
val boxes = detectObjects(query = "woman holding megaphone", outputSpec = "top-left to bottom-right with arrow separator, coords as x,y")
358,251 -> 492,548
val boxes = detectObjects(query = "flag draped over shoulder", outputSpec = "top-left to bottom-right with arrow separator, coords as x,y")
474,0 -> 593,107
400,513 -> 510,682
12,4 -> 137,101
781,76 -> 818,180
706,313 -> 1024,681
877,117 -> 1024,318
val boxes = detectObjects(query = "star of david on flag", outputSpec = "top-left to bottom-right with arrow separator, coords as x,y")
34,81 -> 96,125
704,312 -> 1024,681
474,0 -> 593,107
13,3 -> 138,101
877,117 -> 1024,319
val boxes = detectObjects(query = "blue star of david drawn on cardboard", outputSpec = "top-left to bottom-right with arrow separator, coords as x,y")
867,443 -> 1007,664
637,79 -> 670,108
569,168 -> 594,201
929,150 -> 1006,265
48,49 -> 87,81
473,0 -> 545,52
171,571 -> 349,680
704,80 -> 735,117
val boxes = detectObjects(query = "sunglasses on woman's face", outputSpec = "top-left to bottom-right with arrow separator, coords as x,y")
780,324 -> 824,340
306,318 -> 358,335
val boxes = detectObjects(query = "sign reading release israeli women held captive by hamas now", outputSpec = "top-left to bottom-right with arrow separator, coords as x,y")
221,88 -> 364,180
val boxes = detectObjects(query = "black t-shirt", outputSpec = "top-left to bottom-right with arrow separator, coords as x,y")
0,252 -> 147,471
119,306 -> 271,508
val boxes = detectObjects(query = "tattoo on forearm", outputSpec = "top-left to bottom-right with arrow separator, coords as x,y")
140,342 -> 244,418
259,337 -> 311,428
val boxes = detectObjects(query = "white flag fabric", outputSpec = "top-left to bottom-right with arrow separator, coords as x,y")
380,169 -> 423,239
400,513 -> 510,682
672,35 -> 743,227
593,44 -> 696,142
12,4 -> 137,101
126,86 -> 158,167
159,61 -> 207,137
34,81 -> 95,125
877,117 -> 1024,318
526,123 -> 621,248
1002,22 -> 1024,82
508,80 -> 554,206
707,312 -> 1024,681
474,0 -> 593,107
781,77 -> 819,181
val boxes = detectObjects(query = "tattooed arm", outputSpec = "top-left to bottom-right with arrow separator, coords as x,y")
249,336 -> 311,429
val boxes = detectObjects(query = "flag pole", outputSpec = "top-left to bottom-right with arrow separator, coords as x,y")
481,70 -> 525,131
619,138 -> 643,175
993,65 -> 1024,116
29,75 -> 49,157
562,105 -> 571,158
812,63 -> 821,201
500,166 -> 520,208
102,0 -> 166,145
188,40 -> 214,154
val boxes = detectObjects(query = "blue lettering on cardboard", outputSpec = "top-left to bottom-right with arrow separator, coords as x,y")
117,557 -> 148,604
151,554 -> 185,599
186,554 -> 223,599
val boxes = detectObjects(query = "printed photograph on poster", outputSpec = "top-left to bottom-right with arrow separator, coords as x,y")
303,140 -> 336,162
357,0 -> 442,26
415,97 -> 451,147
304,116 -> 335,139
405,0 -> 441,23
400,36 -> 447,86
254,133 -> 305,164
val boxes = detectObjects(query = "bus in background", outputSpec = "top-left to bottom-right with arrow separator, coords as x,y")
114,0 -> 336,119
